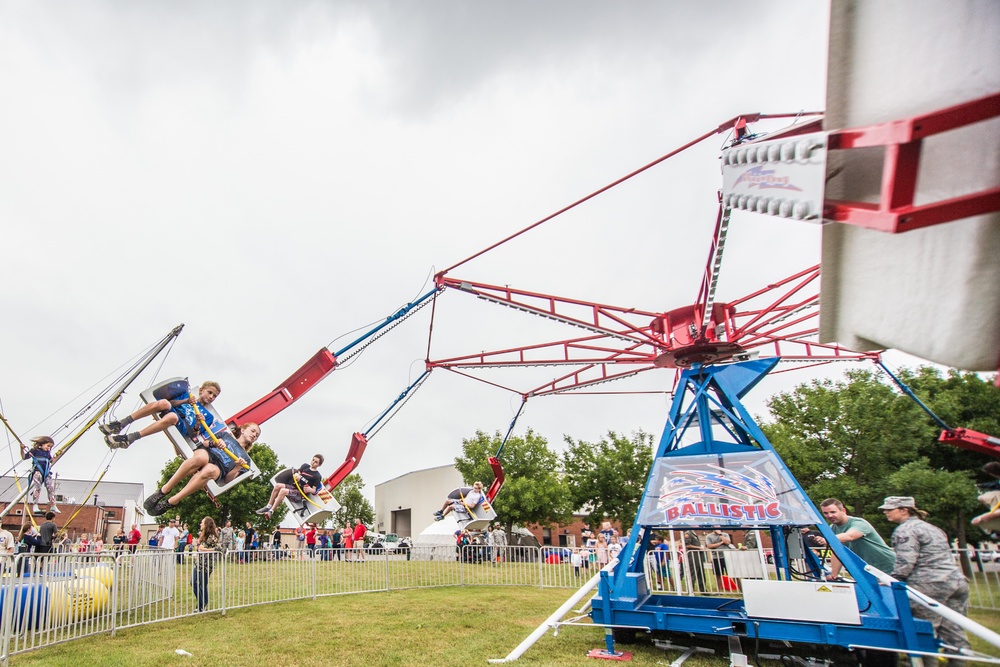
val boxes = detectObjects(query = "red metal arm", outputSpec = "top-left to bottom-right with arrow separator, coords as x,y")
228,348 -> 338,427
324,432 -> 369,492
486,456 -> 505,503
939,428 -> 1000,458
824,91 -> 1000,233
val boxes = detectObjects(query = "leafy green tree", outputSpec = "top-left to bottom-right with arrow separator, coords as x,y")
902,366 -> 1000,475
330,474 -> 374,531
885,458 -> 978,545
152,443 -> 285,532
454,429 -> 572,539
562,430 -> 654,531
761,369 -> 933,517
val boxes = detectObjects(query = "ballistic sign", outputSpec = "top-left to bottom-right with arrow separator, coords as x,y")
638,450 -> 815,527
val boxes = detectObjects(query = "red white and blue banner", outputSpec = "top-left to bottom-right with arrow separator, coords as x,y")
638,450 -> 814,527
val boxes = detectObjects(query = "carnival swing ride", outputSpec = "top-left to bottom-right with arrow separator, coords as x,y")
420,100 -> 1000,664
2,91 -> 998,666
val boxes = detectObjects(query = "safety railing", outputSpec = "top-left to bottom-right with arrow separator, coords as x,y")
1,545 -> 996,664
956,547 -> 1000,611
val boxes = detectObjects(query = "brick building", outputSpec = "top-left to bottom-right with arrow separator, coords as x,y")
0,475 -> 144,543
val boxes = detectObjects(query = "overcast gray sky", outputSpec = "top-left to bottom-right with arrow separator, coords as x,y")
2,2 -> 916,517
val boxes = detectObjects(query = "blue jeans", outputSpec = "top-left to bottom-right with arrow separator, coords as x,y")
191,568 -> 211,611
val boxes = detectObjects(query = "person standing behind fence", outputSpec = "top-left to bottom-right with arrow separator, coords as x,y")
37,512 -> 58,555
191,516 -> 219,612
0,526 -> 15,556
331,527 -> 342,560
598,521 -> 617,544
176,522 -> 189,563
219,520 -> 234,555
245,522 -> 256,557
683,530 -> 707,592
881,496 -> 970,666
494,525 -> 508,563
127,524 -> 141,554
486,525 -> 499,564
160,519 -> 179,552
234,530 -> 246,561
353,519 -> 367,562
342,525 -> 354,561
305,524 -> 317,558
317,530 -> 330,560
704,529 -> 732,590
596,534 -> 609,567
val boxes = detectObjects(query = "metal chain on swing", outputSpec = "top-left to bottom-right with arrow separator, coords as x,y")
366,371 -> 433,440
337,295 -> 437,367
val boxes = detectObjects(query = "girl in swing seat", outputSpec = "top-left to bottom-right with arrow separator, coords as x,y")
143,422 -> 260,517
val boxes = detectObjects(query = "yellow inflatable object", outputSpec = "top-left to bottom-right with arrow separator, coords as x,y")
74,564 -> 115,590
46,576 -> 109,625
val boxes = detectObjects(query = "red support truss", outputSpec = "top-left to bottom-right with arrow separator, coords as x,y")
824,91 -> 1000,233
428,267 -> 878,398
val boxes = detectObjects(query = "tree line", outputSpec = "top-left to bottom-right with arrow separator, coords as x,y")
155,366 -> 997,546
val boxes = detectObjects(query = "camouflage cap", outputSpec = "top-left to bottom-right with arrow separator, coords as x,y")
878,496 -> 916,510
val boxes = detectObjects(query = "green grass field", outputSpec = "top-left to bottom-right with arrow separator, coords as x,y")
11,561 -> 1000,667
10,583 -> 1000,667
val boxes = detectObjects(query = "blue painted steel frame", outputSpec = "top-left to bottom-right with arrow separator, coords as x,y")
590,359 -> 938,659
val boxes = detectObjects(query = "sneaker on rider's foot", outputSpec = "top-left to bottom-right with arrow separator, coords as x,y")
50,505 -> 61,514
99,421 -> 123,436
254,506 -> 271,515
105,434 -> 131,449
143,489 -> 165,512
434,514 -> 444,521
149,497 -> 175,517
32,504 -> 41,514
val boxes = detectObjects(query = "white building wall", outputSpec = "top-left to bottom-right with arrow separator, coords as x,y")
374,464 -> 463,539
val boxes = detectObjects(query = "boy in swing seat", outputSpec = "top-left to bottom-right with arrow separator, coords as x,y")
101,380 -> 220,449
255,455 -> 325,519
434,481 -> 486,521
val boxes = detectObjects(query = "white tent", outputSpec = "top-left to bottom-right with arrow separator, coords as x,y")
412,516 -> 464,561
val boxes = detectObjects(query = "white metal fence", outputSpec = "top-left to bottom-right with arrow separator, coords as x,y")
0,545 -> 994,663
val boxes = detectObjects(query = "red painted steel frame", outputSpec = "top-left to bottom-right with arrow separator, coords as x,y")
824,91 -> 1000,233
939,427 -> 1000,458
486,456 -> 505,502
228,348 -> 338,427
324,432 -> 369,492
429,268 -> 877,397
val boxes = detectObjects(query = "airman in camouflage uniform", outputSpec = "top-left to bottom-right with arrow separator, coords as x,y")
881,496 -> 970,666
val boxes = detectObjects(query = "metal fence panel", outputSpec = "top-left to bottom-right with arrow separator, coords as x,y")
2,544 -> 996,664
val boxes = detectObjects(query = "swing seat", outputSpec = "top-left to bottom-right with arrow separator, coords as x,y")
140,378 -> 261,497
448,490 -> 498,532
270,468 -> 341,527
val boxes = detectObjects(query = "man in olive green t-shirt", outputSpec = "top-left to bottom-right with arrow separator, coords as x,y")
820,498 -> 895,579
